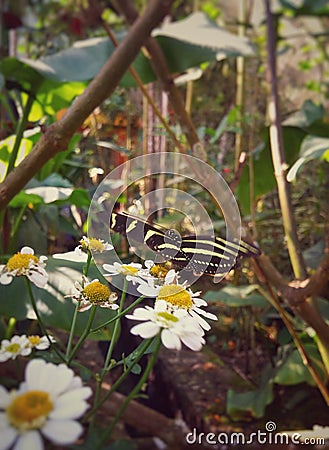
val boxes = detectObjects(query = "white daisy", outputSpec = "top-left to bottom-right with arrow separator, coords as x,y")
0,358 -> 92,450
103,261 -> 144,283
67,277 -> 118,312
137,277 -> 217,331
126,300 -> 205,351
0,335 -> 31,362
0,247 -> 48,288
26,335 -> 56,350
75,236 -> 113,255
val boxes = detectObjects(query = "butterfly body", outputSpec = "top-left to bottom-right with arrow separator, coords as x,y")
109,211 -> 260,276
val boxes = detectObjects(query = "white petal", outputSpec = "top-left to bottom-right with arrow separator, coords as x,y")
50,388 -> 92,420
193,306 -> 217,321
0,413 -> 17,450
144,260 -> 154,269
189,311 -> 211,331
102,263 -> 116,272
192,297 -> 208,307
27,269 -> 48,288
164,270 -> 176,284
20,247 -> 34,255
137,283 -> 159,297
130,322 -> 159,338
0,273 -> 13,285
161,329 -> 181,350
0,387 -> 10,408
42,419 -> 83,445
126,308 -> 154,321
13,431 -> 43,450
53,251 -> 88,262
25,360 -> 74,397
181,333 -> 204,351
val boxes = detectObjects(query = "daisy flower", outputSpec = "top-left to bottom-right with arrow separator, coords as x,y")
27,335 -> 56,351
0,335 -> 31,362
126,300 -> 205,351
75,236 -> 113,254
0,358 -> 92,450
103,261 -> 144,283
67,277 -> 118,312
0,247 -> 48,288
137,277 -> 217,331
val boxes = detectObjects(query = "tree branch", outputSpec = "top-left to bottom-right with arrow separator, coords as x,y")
0,0 -> 174,211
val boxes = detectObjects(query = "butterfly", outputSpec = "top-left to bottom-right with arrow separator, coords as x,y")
109,211 -> 261,276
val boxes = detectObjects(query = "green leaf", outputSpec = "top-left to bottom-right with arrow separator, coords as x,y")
227,381 -> 274,420
0,136 -> 34,181
236,126 -> 305,214
282,100 -> 329,137
204,285 -> 268,308
279,0 -> 329,16
274,344 -> 327,386
287,135 -> 329,181
0,257 -> 116,340
0,13 -> 255,91
9,191 -> 44,208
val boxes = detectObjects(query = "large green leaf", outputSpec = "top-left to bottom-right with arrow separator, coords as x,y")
204,285 -> 268,308
227,379 -> 274,420
287,135 -> 329,181
0,257 -> 116,340
0,13 -> 255,90
274,344 -> 327,386
282,100 -> 329,137
236,127 -> 305,214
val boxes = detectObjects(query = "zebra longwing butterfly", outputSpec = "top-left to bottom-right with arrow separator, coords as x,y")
109,211 -> 260,276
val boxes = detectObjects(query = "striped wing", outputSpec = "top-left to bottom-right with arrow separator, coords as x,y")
109,212 -> 189,263
181,235 -> 261,275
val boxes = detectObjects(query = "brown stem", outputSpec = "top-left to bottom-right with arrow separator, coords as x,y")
254,243 -> 329,349
265,0 -> 307,280
0,0 -> 174,210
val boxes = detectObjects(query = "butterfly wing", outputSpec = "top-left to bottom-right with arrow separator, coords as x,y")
109,212 -> 190,265
181,235 -> 261,275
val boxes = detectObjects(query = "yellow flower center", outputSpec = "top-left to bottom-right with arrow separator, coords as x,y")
157,285 -> 193,309
5,343 -> 21,354
80,237 -> 105,252
120,265 -> 139,276
7,253 -> 38,272
6,390 -> 53,431
150,264 -> 170,278
28,336 -> 41,346
82,281 -> 110,303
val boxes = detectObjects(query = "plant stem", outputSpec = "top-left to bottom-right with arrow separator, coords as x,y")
66,252 -> 92,360
68,305 -> 97,364
103,281 -> 127,372
265,0 -> 307,280
25,277 -> 66,363
258,285 -> 329,405
95,334 -> 162,449
90,295 -> 145,333
84,338 -> 153,422
6,93 -> 35,176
